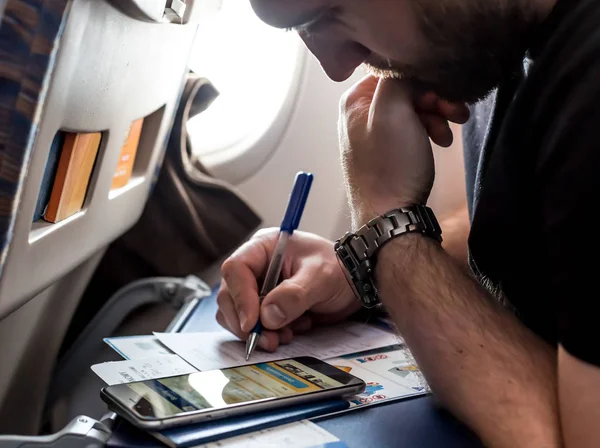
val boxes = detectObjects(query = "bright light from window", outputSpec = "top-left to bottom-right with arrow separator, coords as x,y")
187,0 -> 303,157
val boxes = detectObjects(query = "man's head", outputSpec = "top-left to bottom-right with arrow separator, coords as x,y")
250,0 -> 551,103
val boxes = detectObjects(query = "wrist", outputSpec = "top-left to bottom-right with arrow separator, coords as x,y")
378,231 -> 426,260
375,232 -> 435,286
351,199 -> 417,230
335,205 -> 442,310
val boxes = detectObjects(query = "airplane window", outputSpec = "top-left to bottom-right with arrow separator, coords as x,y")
187,0 -> 304,171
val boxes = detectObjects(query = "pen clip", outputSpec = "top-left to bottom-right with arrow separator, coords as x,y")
280,171 -> 314,234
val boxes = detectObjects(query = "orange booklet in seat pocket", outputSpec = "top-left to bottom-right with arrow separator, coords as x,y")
44,132 -> 101,223
111,118 -> 143,190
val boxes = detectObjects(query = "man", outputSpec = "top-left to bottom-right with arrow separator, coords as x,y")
216,0 -> 600,446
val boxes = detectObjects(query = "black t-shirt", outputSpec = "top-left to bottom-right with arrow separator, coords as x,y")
464,0 -> 600,366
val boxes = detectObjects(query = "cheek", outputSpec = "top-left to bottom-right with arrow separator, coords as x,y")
351,1 -> 425,64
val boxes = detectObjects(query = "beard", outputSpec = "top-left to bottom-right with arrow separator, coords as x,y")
365,0 -> 539,104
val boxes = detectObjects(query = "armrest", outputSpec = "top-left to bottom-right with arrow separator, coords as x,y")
46,276 -> 211,412
0,414 -> 113,448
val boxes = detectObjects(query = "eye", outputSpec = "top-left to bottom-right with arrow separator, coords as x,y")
286,7 -> 341,35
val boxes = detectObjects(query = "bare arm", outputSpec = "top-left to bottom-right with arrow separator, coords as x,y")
376,233 -> 561,447
559,347 -> 600,447
339,77 -> 563,447
439,202 -> 470,269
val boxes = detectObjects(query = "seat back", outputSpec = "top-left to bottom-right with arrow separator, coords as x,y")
0,0 -> 203,434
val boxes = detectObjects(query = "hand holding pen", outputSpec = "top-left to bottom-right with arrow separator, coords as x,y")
245,172 -> 314,360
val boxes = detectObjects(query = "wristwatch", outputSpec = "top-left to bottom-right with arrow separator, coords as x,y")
334,205 -> 442,309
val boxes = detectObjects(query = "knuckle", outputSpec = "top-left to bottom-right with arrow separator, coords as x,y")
280,327 -> 294,344
216,290 -> 228,309
340,88 -> 359,113
340,77 -> 375,112
231,298 -> 242,314
286,280 -> 310,312
220,258 -> 237,277
265,336 -> 279,352
216,311 -> 226,328
322,260 -> 341,280
253,227 -> 278,239
217,281 -> 229,295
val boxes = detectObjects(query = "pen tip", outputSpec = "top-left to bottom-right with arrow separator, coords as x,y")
245,332 -> 259,362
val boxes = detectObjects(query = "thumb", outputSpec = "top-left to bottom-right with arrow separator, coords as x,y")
339,75 -> 380,152
259,264 -> 324,330
369,78 -> 414,124
370,78 -> 431,153
340,75 -> 380,120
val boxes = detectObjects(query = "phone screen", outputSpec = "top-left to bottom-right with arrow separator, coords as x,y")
108,357 -> 358,419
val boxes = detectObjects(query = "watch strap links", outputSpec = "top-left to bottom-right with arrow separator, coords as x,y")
348,205 -> 442,261
334,205 -> 442,309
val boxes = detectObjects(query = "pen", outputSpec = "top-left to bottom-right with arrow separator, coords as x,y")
245,171 -> 314,360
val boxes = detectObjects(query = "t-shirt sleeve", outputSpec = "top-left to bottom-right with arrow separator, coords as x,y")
537,62 -> 600,366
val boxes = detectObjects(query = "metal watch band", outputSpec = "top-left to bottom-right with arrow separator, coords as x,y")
346,205 -> 442,262
334,205 -> 442,309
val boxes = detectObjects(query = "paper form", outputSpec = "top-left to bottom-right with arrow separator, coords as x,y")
154,322 -> 401,371
104,335 -> 175,360
195,420 -> 345,448
327,353 -> 423,408
335,346 -> 427,393
91,354 -> 197,385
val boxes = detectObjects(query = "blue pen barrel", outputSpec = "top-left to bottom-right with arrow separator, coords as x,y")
259,232 -> 289,297
252,231 -> 289,335
246,172 -> 314,359
280,172 -> 314,234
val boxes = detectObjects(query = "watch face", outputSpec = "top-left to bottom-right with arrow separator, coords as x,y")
335,248 -> 361,300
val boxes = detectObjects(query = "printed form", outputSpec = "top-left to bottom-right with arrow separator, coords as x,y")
104,335 -> 174,360
91,354 -> 196,385
154,322 -> 401,371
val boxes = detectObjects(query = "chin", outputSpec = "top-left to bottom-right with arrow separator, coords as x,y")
417,55 -> 527,104
364,62 -> 497,105
417,78 -> 496,105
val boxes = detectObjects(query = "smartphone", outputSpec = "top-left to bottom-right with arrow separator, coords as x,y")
100,356 -> 365,430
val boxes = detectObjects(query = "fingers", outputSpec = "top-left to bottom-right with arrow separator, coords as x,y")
419,112 -> 453,147
290,314 -> 313,334
437,100 -> 470,124
259,318 -> 310,351
258,264 -> 316,330
370,77 -> 413,121
217,230 -> 309,354
216,283 -> 244,336
252,327 -> 294,353
217,229 -> 351,354
340,75 -> 380,123
256,330 -> 282,352
414,91 -> 468,147
341,78 -> 463,148
342,75 -> 379,106
258,259 -> 340,331
220,235 -> 275,333
415,92 -> 470,124
278,327 -> 294,345
216,287 -> 288,353
260,279 -> 310,330
344,80 -> 470,125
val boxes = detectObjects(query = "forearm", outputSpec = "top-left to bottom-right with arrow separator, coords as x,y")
377,234 -> 561,448
439,203 -> 470,269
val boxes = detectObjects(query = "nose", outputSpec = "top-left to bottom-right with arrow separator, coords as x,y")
249,0 -> 370,82
250,0 -> 324,29
300,32 -> 370,82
